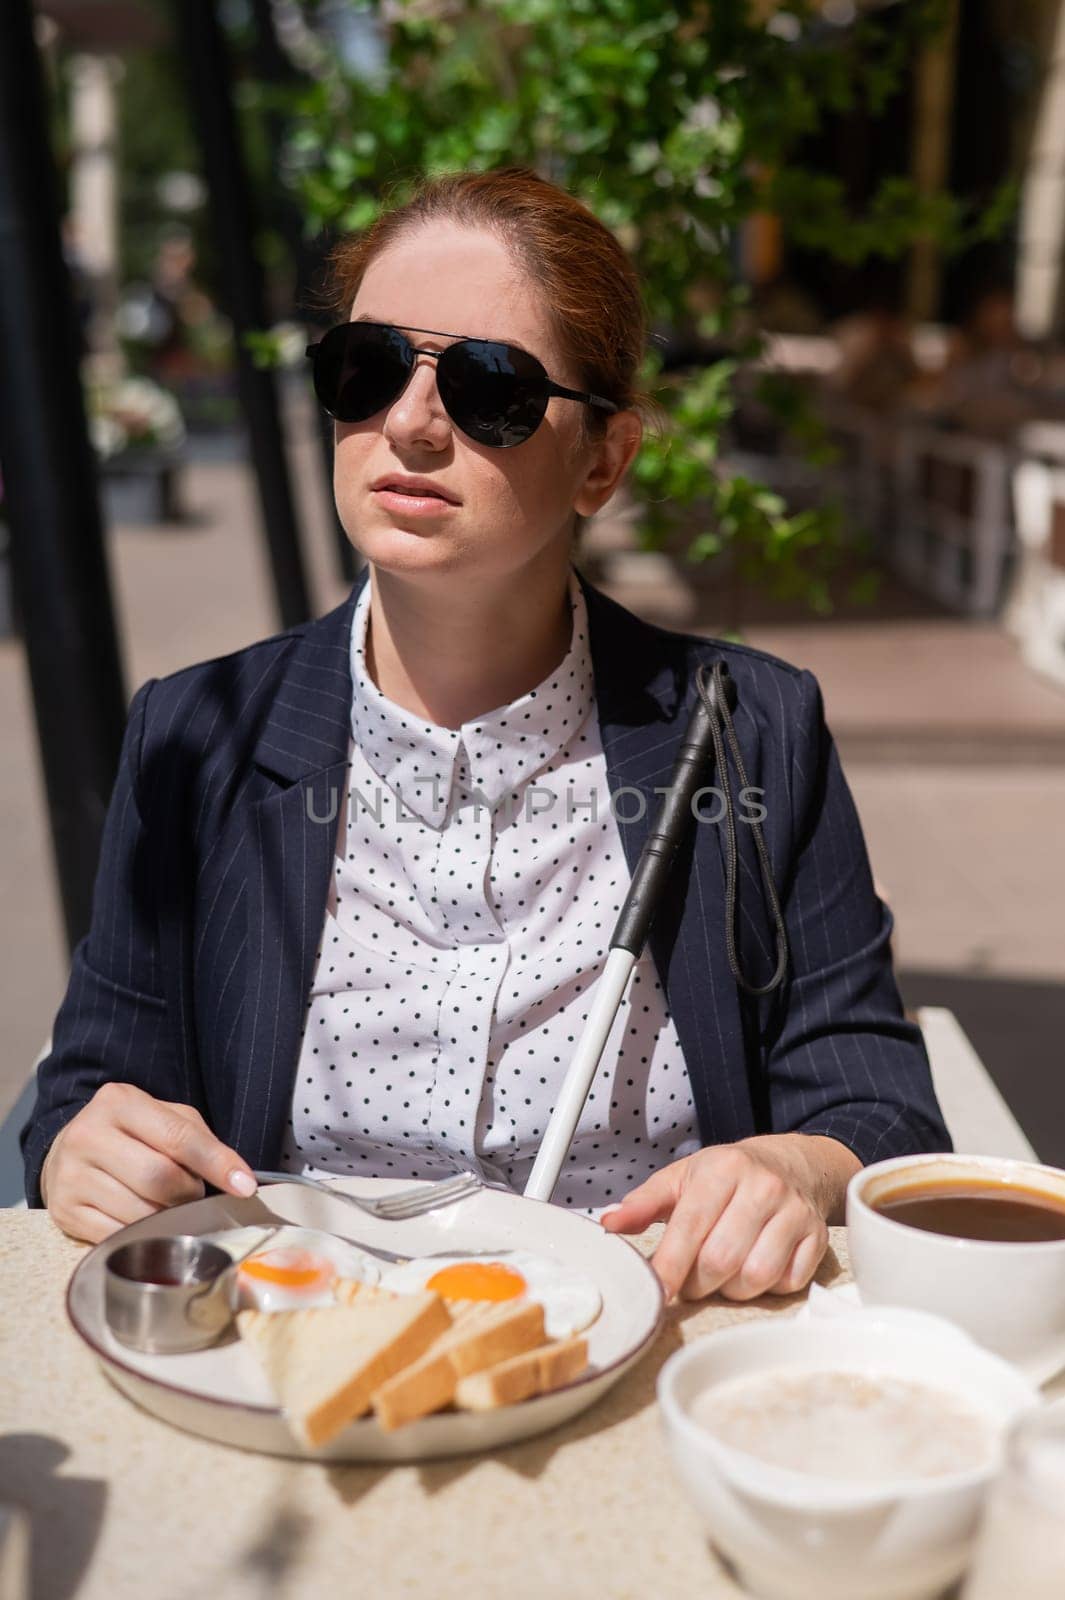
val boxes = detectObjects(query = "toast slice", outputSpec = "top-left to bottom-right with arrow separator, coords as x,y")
333,1279 -> 401,1308
442,1300 -> 546,1377
371,1299 -> 548,1431
237,1291 -> 451,1448
453,1335 -> 589,1411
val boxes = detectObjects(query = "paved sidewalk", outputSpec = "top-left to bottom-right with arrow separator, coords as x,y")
4,398 -> 1064,1166
595,541 -> 1065,759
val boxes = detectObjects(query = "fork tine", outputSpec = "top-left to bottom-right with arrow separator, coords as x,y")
253,1168 -> 482,1221
373,1173 -> 481,1219
372,1179 -> 476,1219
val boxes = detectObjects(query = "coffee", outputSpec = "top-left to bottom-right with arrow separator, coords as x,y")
873,1179 -> 1065,1243
692,1368 -> 994,1481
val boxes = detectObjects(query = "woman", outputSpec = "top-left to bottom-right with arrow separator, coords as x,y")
23,167 -> 949,1302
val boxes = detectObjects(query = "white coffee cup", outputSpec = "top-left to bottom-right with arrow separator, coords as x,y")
847,1153 -> 1065,1382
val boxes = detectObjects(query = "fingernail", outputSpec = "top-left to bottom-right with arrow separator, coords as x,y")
598,1203 -> 624,1225
229,1170 -> 257,1197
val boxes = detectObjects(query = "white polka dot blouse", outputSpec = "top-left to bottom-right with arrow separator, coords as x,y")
278,570 -> 700,1212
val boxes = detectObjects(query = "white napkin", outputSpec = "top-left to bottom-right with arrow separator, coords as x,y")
800,1281 -> 982,1351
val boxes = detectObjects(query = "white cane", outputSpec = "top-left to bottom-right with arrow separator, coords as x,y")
523,663 -> 739,1203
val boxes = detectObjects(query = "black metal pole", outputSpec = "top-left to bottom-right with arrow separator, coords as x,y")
245,0 -> 357,586
174,0 -> 312,629
0,0 -> 128,954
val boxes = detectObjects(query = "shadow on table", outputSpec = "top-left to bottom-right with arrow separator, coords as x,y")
0,1434 -> 107,1600
229,1502 -> 315,1593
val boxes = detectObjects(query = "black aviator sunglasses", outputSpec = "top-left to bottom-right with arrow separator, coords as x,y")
305,321 -> 618,449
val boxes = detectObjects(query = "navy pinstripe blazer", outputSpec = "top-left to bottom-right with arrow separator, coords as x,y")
21,567 -> 949,1204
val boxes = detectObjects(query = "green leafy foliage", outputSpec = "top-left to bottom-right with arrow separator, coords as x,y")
270,0 -> 1008,615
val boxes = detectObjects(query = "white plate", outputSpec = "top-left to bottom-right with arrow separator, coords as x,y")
66,1176 -> 664,1461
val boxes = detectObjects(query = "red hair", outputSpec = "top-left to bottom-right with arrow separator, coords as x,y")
323,166 -> 651,435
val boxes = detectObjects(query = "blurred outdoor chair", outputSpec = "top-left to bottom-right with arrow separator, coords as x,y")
915,1006 -> 1036,1162
0,1039 -> 49,1209
1007,421 -> 1065,691
823,405 -> 896,557
892,422 -> 1016,617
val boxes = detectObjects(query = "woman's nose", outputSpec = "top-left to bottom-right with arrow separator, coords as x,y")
382,355 -> 450,451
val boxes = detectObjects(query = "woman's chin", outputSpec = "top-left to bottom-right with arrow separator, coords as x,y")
347,523 -> 473,575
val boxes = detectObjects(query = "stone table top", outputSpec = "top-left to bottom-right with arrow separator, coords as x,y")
0,1211 -> 852,1600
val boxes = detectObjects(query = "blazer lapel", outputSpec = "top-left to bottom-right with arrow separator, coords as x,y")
581,571 -> 757,1148
579,570 -> 686,791
231,573 -> 369,1164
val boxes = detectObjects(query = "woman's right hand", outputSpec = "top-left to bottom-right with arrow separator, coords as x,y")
40,1082 -> 258,1243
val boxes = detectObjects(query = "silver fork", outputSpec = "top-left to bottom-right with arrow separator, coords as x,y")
251,1168 -> 482,1221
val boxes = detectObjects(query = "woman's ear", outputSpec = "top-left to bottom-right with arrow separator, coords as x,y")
574,411 -> 643,517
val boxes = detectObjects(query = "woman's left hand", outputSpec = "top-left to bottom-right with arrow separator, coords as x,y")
600,1133 -> 861,1302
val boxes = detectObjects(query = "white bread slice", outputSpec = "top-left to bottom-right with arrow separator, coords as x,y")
332,1279 -> 400,1308
442,1299 -> 547,1377
334,1281 -> 504,1325
370,1343 -> 457,1432
453,1335 -> 589,1411
372,1300 -> 548,1431
236,1292 -> 450,1447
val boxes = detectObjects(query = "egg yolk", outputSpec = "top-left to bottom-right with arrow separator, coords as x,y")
426,1261 -> 527,1302
240,1247 -> 336,1290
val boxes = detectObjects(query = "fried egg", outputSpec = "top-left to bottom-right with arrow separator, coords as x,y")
382,1250 -> 602,1339
204,1225 -> 380,1312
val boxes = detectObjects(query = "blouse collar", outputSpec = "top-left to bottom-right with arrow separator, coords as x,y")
349,568 -> 595,828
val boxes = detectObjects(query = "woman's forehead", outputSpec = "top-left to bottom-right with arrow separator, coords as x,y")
351,222 -> 558,356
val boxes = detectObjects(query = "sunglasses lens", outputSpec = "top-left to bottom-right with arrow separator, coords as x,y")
438,342 -> 549,448
313,324 -> 411,423
310,325 -> 554,446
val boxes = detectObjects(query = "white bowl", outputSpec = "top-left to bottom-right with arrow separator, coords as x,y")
847,1153 -> 1065,1381
657,1315 -> 1038,1600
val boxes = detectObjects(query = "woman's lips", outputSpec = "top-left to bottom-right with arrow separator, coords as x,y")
372,487 -> 458,517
